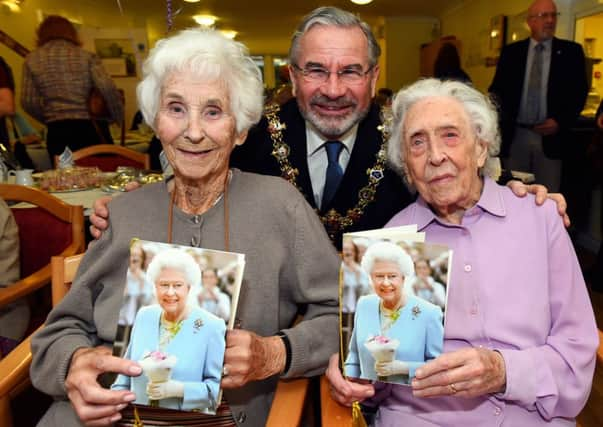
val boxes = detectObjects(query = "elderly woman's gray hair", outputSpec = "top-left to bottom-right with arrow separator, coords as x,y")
361,241 -> 415,279
146,248 -> 202,290
386,78 -> 501,183
137,29 -> 264,135
289,6 -> 381,68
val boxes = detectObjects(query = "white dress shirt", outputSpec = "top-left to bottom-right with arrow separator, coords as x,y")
305,122 -> 358,208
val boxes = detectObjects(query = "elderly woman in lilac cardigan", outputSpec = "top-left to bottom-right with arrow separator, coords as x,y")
327,78 -> 598,426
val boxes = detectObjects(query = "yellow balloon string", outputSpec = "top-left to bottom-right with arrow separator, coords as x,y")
133,405 -> 144,427
352,401 -> 368,427
339,255 -> 367,427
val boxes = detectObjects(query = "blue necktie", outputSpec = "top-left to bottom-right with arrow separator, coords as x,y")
525,43 -> 544,124
322,140 -> 344,209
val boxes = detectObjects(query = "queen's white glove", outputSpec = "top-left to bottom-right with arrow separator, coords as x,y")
375,360 -> 409,377
146,380 -> 184,400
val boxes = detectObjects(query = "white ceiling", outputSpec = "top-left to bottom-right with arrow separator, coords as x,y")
103,0 -> 463,45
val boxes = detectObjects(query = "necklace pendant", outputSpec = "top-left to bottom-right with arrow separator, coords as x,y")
272,144 -> 290,160
368,167 -> 384,182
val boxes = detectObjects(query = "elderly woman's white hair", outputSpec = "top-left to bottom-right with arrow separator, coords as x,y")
361,241 -> 414,280
137,28 -> 264,135
146,248 -> 202,291
386,78 -> 501,186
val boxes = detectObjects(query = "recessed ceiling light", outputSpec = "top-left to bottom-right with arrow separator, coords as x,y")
183,0 -> 201,3
220,30 -> 238,39
350,0 -> 373,4
193,14 -> 217,27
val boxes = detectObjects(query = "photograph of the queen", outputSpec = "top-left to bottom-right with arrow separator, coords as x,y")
111,247 -> 227,413
344,241 -> 445,385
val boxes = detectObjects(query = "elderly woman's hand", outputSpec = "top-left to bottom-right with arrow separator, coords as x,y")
326,353 -> 375,407
221,329 -> 286,388
65,346 -> 141,426
411,347 -> 506,399
506,181 -> 570,227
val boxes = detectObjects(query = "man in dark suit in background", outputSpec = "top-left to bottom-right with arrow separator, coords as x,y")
489,0 -> 588,192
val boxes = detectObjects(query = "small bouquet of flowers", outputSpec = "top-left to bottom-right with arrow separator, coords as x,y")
364,335 -> 399,381
138,350 -> 178,406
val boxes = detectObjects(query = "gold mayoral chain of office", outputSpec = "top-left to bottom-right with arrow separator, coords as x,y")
265,103 -> 391,240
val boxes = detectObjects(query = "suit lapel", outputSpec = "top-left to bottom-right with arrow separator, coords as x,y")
281,101 -> 316,209
547,37 -> 561,95
324,103 -> 382,214
516,38 -> 530,90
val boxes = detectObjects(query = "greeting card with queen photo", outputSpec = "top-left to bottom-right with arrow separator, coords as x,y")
340,226 -> 451,385
108,239 -> 245,417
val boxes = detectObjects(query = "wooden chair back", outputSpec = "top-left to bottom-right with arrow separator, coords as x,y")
51,254 -> 84,306
54,144 -> 150,171
0,253 -> 84,427
0,184 -> 85,309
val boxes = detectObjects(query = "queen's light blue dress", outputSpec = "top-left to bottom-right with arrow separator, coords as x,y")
344,294 -> 443,384
112,304 -> 225,412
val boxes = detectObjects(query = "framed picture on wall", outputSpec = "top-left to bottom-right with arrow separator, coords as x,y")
489,14 -> 507,51
94,38 -> 138,77
506,10 -> 530,45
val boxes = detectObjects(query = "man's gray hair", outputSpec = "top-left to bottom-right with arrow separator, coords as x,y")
289,6 -> 381,67
137,28 -> 264,135
386,78 -> 501,184
361,241 -> 415,279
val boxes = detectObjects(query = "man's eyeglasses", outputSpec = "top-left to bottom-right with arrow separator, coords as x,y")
292,64 -> 373,85
529,12 -> 560,20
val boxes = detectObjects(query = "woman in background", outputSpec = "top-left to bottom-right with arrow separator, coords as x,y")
433,43 -> 471,84
21,15 -> 123,160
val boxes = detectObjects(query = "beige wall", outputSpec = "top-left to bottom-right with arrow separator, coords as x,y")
577,14 -> 603,97
383,17 -> 437,92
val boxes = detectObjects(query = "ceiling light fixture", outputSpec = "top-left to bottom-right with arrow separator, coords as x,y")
350,0 -> 373,5
220,30 -> 238,39
183,0 -> 201,3
193,14 -> 217,27
1,0 -> 23,13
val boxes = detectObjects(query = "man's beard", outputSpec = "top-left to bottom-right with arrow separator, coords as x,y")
297,94 -> 370,139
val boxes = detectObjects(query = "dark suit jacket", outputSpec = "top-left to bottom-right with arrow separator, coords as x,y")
489,37 -> 588,159
230,99 -> 412,249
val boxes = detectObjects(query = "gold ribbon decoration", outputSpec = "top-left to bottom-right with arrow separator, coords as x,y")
339,252 -> 368,427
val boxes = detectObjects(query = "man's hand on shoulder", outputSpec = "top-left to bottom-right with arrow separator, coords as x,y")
89,196 -> 112,240
506,180 -> 569,227
89,182 -> 142,240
